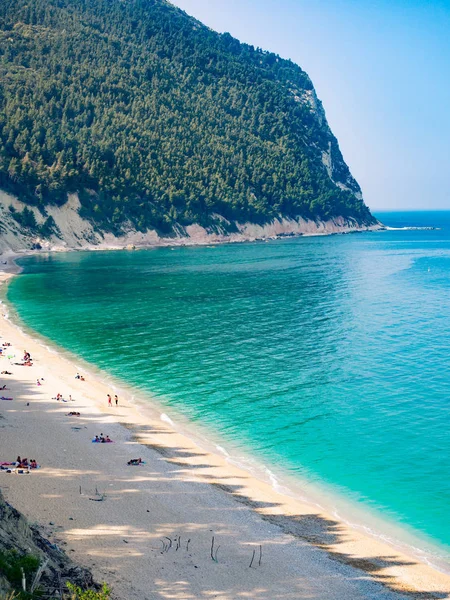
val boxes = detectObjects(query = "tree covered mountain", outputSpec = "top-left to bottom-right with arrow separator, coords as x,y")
0,0 -> 375,234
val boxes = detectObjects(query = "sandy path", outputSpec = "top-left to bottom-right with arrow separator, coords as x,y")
0,271 -> 449,600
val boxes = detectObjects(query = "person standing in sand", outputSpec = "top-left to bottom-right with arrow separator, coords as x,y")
107,394 -> 112,407
115,394 -> 118,406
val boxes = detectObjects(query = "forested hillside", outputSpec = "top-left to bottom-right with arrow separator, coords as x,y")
0,0 -> 375,234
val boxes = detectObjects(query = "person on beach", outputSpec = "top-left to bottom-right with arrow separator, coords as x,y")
127,458 -> 142,465
115,394 -> 118,406
16,359 -> 33,366
75,373 -> 80,379
107,394 -> 112,406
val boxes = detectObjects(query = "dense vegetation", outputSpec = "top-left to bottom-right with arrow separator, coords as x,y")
0,0 -> 374,233
0,550 -> 110,600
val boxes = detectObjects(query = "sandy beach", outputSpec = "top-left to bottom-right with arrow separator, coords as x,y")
1,269 -> 450,600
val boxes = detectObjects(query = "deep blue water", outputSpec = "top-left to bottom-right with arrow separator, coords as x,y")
6,211 -> 450,565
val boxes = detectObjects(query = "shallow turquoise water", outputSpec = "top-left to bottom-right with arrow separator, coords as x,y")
6,211 -> 450,563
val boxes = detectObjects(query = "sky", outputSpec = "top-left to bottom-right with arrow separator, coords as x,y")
170,0 -> 450,211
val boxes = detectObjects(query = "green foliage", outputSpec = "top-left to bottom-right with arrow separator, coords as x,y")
9,206 -> 37,229
65,583 -> 110,600
0,550 -> 40,598
0,0 -> 374,232
0,580 -> 110,600
8,207 -> 59,238
39,216 -> 59,238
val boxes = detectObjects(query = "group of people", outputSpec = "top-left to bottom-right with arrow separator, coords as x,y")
75,373 -> 86,381
16,350 -> 33,367
16,456 -> 38,469
93,434 -> 112,443
54,393 -> 73,402
107,394 -> 119,407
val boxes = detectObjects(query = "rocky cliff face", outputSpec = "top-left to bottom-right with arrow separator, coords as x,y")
0,490 -> 95,596
0,190 -> 382,257
296,87 -> 363,200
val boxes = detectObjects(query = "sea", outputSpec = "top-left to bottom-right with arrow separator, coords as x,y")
5,210 -> 450,570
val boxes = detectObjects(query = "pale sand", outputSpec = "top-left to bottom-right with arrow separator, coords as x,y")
0,270 -> 449,600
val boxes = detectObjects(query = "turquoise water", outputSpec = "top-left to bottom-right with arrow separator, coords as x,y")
6,211 -> 450,564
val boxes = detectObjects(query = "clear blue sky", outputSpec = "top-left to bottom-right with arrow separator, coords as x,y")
170,0 -> 450,211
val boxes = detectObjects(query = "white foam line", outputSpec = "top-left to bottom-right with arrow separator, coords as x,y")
160,413 -> 175,426
385,226 -> 440,231
331,507 -> 450,574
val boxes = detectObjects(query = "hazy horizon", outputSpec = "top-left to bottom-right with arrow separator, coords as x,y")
171,0 -> 450,212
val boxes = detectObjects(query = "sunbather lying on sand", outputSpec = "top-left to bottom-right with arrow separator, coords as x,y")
127,458 -> 143,465
1,371 -> 12,375
67,411 -> 81,416
0,385 -> 9,390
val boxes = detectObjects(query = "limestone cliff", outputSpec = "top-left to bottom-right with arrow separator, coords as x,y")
0,190 -> 382,257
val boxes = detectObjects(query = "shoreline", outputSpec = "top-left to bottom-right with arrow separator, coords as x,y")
0,225 -> 384,277
0,188 -> 383,258
1,269 -> 450,599
5,280 -> 450,577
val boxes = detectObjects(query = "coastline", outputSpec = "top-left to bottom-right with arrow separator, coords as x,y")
0,189 -> 383,258
1,270 -> 450,598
